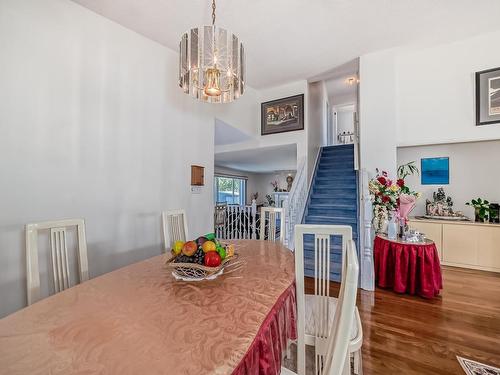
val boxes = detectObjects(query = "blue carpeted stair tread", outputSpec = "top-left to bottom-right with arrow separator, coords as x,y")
302,144 -> 359,281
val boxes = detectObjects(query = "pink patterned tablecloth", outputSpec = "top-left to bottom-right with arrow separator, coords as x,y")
0,240 -> 296,375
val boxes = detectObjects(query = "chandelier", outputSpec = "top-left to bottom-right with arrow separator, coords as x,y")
178,0 -> 245,103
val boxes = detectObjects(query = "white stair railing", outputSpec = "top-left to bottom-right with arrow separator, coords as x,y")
359,168 -> 374,291
283,157 -> 308,249
215,200 -> 257,240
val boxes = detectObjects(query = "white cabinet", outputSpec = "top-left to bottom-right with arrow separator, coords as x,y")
409,220 -> 443,261
442,224 -> 478,266
408,219 -> 500,273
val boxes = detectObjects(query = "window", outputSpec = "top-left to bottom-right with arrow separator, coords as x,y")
214,175 -> 247,205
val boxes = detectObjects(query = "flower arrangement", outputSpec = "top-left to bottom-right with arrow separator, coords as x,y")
369,162 -> 421,232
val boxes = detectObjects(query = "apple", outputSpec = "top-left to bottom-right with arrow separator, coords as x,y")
181,241 -> 197,256
172,240 -> 185,256
204,251 -> 221,267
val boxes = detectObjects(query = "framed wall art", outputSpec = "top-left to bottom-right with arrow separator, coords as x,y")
475,67 -> 500,126
421,157 -> 449,185
261,94 -> 304,135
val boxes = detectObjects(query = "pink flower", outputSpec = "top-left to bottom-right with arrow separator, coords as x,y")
385,179 -> 392,187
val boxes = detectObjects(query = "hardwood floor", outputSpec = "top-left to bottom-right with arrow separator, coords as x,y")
304,266 -> 500,374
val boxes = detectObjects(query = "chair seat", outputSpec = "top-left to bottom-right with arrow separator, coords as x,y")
305,294 -> 359,341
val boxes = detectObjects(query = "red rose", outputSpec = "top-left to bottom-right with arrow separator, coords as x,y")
377,176 -> 387,185
382,196 -> 390,203
397,179 -> 405,187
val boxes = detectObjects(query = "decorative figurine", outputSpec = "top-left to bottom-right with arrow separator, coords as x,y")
286,174 -> 294,192
425,188 -> 467,220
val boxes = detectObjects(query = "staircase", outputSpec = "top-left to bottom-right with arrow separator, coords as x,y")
303,144 -> 359,281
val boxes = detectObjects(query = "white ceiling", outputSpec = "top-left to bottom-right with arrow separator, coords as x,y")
323,59 -> 358,106
72,0 -> 500,89
215,144 -> 297,173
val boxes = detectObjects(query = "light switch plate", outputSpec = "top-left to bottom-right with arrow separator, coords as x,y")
191,186 -> 202,194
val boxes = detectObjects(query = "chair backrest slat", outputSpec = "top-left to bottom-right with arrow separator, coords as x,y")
260,207 -> 285,243
26,218 -> 88,305
162,209 -> 189,251
294,224 -> 358,375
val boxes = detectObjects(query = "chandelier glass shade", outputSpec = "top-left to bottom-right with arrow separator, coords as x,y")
178,1 -> 245,103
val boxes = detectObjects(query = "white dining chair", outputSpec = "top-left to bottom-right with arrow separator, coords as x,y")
290,224 -> 362,375
260,207 -> 285,243
25,218 -> 89,305
162,209 -> 189,251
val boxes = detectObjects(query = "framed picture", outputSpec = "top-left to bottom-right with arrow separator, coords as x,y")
475,67 -> 500,126
261,94 -> 304,135
421,157 -> 449,185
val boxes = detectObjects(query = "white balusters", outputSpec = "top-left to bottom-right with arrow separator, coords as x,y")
214,200 -> 257,240
283,157 -> 308,248
359,169 -> 375,291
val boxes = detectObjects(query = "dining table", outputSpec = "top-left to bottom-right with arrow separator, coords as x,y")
0,240 -> 296,375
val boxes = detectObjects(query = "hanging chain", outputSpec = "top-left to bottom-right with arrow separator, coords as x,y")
211,0 -> 216,26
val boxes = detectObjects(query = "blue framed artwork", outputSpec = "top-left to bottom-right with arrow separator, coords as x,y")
421,157 -> 449,185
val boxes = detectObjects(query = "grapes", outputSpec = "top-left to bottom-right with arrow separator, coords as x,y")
193,248 -> 205,265
174,248 -> 204,265
175,255 -> 194,263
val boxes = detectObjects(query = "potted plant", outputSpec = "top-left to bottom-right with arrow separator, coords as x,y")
465,198 -> 490,222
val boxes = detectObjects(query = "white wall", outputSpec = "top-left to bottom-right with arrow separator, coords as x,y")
250,171 -> 296,205
335,104 -> 356,138
215,81 -> 308,170
359,31 -> 500,178
359,49 -> 398,177
396,31 -> 500,146
307,81 -> 328,181
0,0 -> 257,317
397,140 -> 500,217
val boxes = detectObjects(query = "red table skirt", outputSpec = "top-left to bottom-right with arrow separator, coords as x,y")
232,282 -> 297,375
374,236 -> 443,298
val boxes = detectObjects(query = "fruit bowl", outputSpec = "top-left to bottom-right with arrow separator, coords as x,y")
166,254 -> 239,281
166,233 -> 240,281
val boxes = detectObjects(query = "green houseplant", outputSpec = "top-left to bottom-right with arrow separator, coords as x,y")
465,198 -> 490,222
